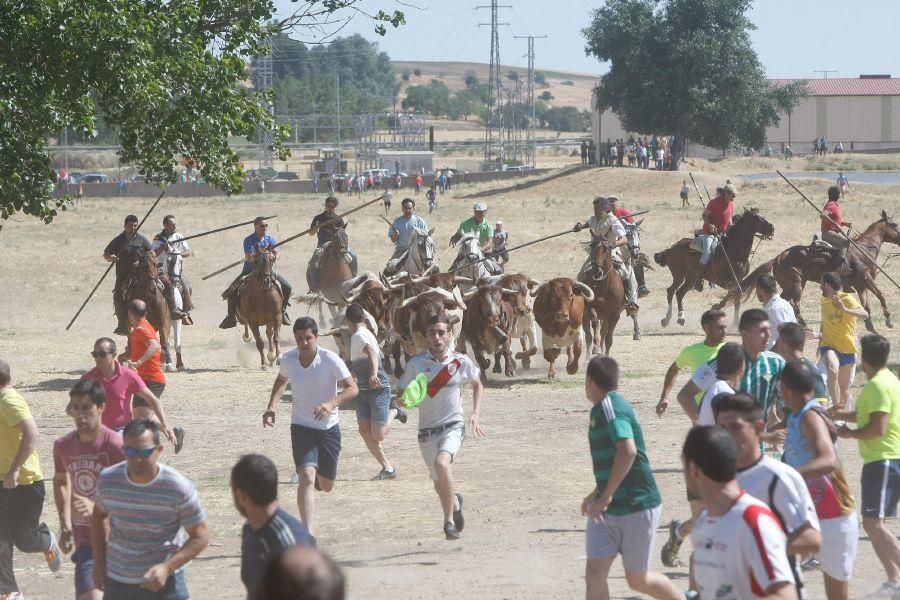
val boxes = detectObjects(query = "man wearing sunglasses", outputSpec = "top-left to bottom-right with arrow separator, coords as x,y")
219,216 -> 293,329
92,419 -> 208,600
78,338 -> 175,448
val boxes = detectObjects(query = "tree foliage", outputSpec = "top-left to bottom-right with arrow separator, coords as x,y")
1,0 -> 403,226
583,0 -> 806,156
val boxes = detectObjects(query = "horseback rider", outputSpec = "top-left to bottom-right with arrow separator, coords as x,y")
608,195 -> 650,298
219,217 -> 292,328
307,196 -> 359,290
104,214 -> 155,336
449,202 -> 493,252
384,197 -> 429,275
695,183 -> 736,289
819,185 -> 852,262
151,215 -> 191,321
573,196 -> 638,311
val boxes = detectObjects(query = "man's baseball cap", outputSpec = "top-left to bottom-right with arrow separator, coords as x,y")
495,219 -> 503,226
723,183 -> 738,196
473,202 -> 487,212
606,195 -> 619,202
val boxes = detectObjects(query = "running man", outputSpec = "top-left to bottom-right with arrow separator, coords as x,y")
836,173 -> 849,198
683,426 -> 798,600
53,381 -> 125,600
262,317 -> 358,536
581,356 -> 682,600
817,271 -> 867,409
398,314 -> 485,540
756,274 -> 796,350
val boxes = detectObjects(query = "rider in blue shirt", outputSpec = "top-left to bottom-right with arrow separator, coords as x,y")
219,217 -> 293,328
385,198 -> 428,275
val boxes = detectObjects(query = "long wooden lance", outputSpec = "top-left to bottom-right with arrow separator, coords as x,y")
448,226 -> 581,274
176,216 -> 277,243
777,170 -> 900,292
614,208 -> 650,227
689,172 -> 743,293
66,188 -> 167,330
202,193 -> 390,280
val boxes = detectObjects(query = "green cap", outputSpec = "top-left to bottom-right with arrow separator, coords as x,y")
401,373 -> 429,409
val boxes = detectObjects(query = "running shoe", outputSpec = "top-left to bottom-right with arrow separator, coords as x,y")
800,557 -> 820,571
0,592 -> 25,599
173,426 -> 186,454
453,493 -> 465,532
443,521 -> 460,540
660,519 -> 685,568
393,405 -> 408,424
45,530 -> 62,572
866,581 -> 900,598
372,468 -> 396,480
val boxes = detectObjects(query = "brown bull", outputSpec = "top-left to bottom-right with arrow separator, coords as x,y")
391,287 -> 466,378
341,272 -> 402,342
531,277 -> 595,378
461,284 -> 518,381
495,273 -> 541,369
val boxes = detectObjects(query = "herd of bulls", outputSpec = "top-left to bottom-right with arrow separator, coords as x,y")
322,269 -> 599,381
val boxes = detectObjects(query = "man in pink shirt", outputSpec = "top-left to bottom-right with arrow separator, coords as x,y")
821,186 -> 852,261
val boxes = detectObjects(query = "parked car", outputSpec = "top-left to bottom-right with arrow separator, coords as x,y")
81,173 -> 109,183
277,171 -> 300,180
130,174 -> 147,183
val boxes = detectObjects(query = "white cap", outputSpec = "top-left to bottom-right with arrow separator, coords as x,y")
495,220 -> 503,226
473,202 -> 487,212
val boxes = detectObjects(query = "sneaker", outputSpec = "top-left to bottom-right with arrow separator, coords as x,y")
372,468 -> 396,481
660,520 -> 685,568
173,426 -> 186,454
0,592 -> 25,599
392,404 -> 408,424
867,582 -> 900,598
453,493 -> 465,532
44,530 -> 61,572
800,557 -> 820,571
443,521 -> 460,540
290,473 -> 299,484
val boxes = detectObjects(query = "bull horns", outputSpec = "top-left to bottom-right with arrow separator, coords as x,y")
528,277 -> 541,287
454,276 -> 474,285
573,281 -> 595,302
529,282 -> 546,297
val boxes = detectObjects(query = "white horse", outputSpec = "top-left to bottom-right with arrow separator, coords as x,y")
450,235 -> 500,284
394,227 -> 437,276
165,252 -> 187,372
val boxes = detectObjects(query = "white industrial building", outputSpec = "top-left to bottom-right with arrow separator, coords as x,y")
592,75 -> 900,156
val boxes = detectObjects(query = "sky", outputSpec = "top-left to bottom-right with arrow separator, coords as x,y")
273,0 -> 900,79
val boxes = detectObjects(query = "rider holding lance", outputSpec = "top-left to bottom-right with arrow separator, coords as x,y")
608,195 -> 650,298
219,217 -> 293,329
104,215 -> 155,336
695,183 -> 736,290
151,215 -> 191,321
574,197 -> 638,312
385,198 -> 429,276
820,185 -> 852,263
450,203 -> 493,254
307,196 -> 359,290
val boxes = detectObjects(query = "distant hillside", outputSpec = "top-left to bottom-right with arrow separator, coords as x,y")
392,60 -> 597,110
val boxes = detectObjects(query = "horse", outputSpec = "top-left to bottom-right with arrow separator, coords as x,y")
164,250 -> 191,371
450,235 -> 501,284
119,247 -> 173,367
734,211 -> 900,331
304,227 -> 354,323
394,227 -> 436,276
580,238 -> 626,355
236,251 -> 283,368
653,207 -> 775,328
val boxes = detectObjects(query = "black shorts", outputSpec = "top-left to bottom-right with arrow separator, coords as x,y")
291,423 -> 341,481
134,381 -> 165,408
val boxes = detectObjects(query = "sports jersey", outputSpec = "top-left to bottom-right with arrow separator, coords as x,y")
675,340 -> 724,405
278,347 -> 351,430
588,392 -> 661,515
737,456 -> 819,537
692,492 -> 795,600
241,507 -> 315,598
855,368 -> 900,464
820,292 -> 862,355
399,351 -> 479,429
691,350 -> 785,415
698,379 -> 734,426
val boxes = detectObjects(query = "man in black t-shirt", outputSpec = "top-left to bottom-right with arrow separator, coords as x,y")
103,214 -> 153,335
307,197 -> 358,291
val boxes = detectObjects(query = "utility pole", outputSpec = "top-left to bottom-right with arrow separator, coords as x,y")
254,41 -> 274,169
514,34 -> 546,169
477,0 -> 511,171
335,68 -> 341,150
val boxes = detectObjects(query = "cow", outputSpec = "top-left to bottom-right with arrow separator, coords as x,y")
531,278 -> 595,378
460,284 -> 519,381
341,272 -> 402,344
390,286 -> 467,377
495,273 -> 541,369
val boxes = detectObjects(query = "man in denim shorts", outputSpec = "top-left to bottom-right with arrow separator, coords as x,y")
399,314 -> 485,540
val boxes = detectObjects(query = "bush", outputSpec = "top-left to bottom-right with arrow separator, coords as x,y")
401,71 -> 411,81
561,80 -> 574,86
413,68 -> 422,77
539,91 -> 553,101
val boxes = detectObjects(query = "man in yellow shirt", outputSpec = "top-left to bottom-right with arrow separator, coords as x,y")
835,334 -> 900,597
818,272 -> 868,409
0,359 -> 62,597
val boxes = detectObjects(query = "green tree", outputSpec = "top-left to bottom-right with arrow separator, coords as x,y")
534,72 -> 547,86
413,68 -> 422,77
583,0 -> 805,167
1,1 -> 403,226
539,91 -> 554,101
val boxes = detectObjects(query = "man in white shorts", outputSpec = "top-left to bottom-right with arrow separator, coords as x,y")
683,426 -> 798,600
714,392 -> 821,597
398,314 -> 485,540
262,317 -> 358,536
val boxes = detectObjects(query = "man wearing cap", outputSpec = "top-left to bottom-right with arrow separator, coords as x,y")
574,197 -> 639,311
609,196 -> 649,298
384,198 -> 429,276
307,196 -> 359,291
450,203 -> 494,253
695,183 -> 736,290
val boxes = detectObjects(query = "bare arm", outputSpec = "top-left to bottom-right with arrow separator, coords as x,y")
91,504 -> 110,590
468,378 -> 486,436
786,522 -> 821,556
676,381 -> 702,423
263,374 -> 290,426
363,344 -> 381,388
794,411 -> 838,479
3,418 -> 38,487
761,582 -> 799,600
53,471 -> 73,552
839,411 -> 888,440
656,361 -> 681,416
587,438 -> 637,519
133,388 -> 173,440
103,252 -> 118,263
614,234 -> 628,249
128,339 -> 160,369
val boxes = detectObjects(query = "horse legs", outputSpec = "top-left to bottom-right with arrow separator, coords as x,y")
630,311 -> 641,341
265,323 -> 277,365
606,314 -> 622,354
251,325 -> 266,368
862,277 -> 893,331
242,324 -> 252,343
674,280 -> 693,326
661,272 -> 684,327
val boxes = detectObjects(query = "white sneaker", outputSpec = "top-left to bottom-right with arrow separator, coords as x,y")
44,530 -> 61,572
867,581 -> 900,598
1,592 -> 26,600
290,473 -> 299,484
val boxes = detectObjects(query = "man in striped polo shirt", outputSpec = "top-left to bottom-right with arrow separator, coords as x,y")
582,356 -> 681,600
678,308 -> 785,442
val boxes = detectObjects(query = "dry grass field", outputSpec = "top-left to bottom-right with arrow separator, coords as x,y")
3,159 -> 900,598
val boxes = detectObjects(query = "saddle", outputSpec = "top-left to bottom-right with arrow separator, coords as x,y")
689,234 -> 719,254
236,274 -> 285,303
315,241 -> 352,269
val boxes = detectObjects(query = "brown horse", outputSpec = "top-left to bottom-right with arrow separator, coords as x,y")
580,239 -> 625,355
733,211 -> 900,331
317,228 -> 353,304
120,247 -> 173,365
236,251 -> 283,368
654,208 -> 775,328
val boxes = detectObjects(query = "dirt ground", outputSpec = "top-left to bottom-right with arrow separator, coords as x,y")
3,160 -> 900,599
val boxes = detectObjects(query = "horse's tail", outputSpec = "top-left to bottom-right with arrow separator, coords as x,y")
738,258 -> 776,302
653,250 -> 668,268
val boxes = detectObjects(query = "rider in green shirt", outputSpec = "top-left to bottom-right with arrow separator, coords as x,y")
449,202 -> 494,253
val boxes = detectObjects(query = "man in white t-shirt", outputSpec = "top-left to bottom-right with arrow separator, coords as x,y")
683,426 -> 798,600
756,274 -> 796,350
346,303 -> 406,480
714,392 -> 821,597
262,317 -> 358,536
694,342 -> 744,427
398,314 -> 485,540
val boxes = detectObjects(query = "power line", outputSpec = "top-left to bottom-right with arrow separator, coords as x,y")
477,0 -> 512,171
514,34 -> 547,169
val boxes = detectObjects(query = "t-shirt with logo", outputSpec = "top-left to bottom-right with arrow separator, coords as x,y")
53,427 -> 125,548
691,349 -> 785,417
399,351 -> 479,430
692,492 -> 794,600
79,364 -> 148,430
855,368 -> 900,464
819,292 -> 862,355
278,347 -> 351,431
349,327 -> 389,391
588,392 -> 661,515
0,387 -> 43,485
129,319 -> 165,385
675,340 -> 724,405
